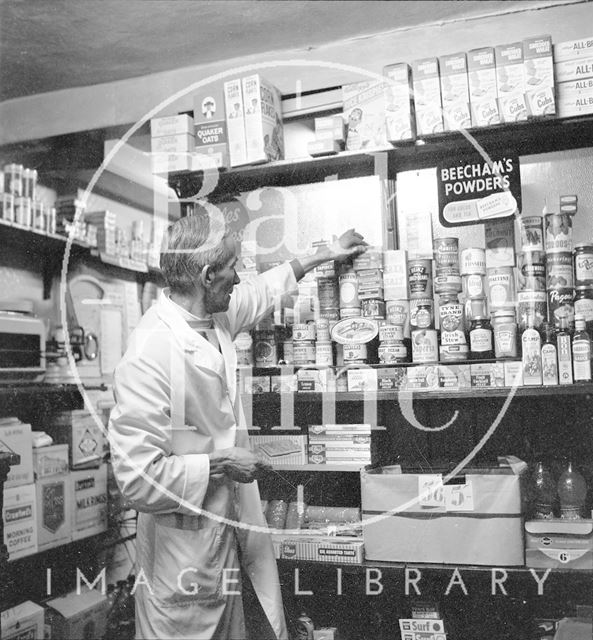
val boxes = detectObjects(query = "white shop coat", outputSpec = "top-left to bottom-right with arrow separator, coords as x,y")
109,263 -> 296,640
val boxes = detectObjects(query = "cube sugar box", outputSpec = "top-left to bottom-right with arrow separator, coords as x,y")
495,43 -> 528,123
2,483 -> 38,560
467,47 -> 501,126
342,80 -> 390,150
523,35 -> 555,117
0,417 -> 33,488
36,473 -> 72,551
1,601 -> 44,640
46,589 -> 110,640
242,74 -> 284,164
150,114 -> 194,137
438,52 -> 472,130
411,58 -> 444,136
383,62 -> 416,142
70,465 -> 108,541
45,410 -> 104,469
224,78 -> 248,166
192,82 -> 229,168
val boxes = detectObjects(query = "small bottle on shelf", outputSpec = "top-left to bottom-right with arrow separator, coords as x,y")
556,315 -> 574,385
521,315 -> 542,386
492,307 -> 518,359
557,460 -> 588,520
540,321 -> 559,386
469,316 -> 494,360
529,461 -> 556,520
572,314 -> 592,382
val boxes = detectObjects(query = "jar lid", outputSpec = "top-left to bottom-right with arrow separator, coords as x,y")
575,285 -> 593,291
573,242 -> 593,250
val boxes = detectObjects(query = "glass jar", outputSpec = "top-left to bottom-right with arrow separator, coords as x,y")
469,316 -> 494,360
492,308 -> 518,358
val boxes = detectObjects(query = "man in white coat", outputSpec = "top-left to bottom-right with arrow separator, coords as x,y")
109,211 -> 367,640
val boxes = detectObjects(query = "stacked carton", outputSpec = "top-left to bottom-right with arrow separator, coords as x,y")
307,115 -> 345,156
383,63 -> 416,142
523,35 -> 556,117
150,114 -> 195,174
307,424 -> 372,466
439,52 -> 472,130
554,35 -> 593,117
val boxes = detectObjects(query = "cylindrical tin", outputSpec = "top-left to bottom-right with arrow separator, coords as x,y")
574,286 -> 593,332
379,323 -> 405,343
317,277 -> 340,310
438,295 -> 468,362
340,307 -> 362,319
574,243 -> 593,286
408,259 -> 433,299
14,197 -> 32,227
314,318 -> 331,342
0,193 -> 15,222
378,342 -> 408,364
517,251 -> 546,291
433,267 -> 462,294
3,164 -> 23,197
338,270 -> 359,308
517,290 -> 547,331
460,247 -> 486,275
361,298 -> 385,319
545,251 -> 573,289
547,288 -> 575,329
462,273 -> 487,299
385,300 -> 409,326
410,298 -> 434,330
519,215 -> 544,252
234,332 -> 254,366
411,329 -> 439,363
293,341 -> 316,365
486,267 -> 516,311
433,237 -> 459,269
318,308 -> 340,322
253,329 -> 277,367
315,342 -> 334,366
342,342 -> 368,363
544,212 -> 573,252
292,322 -> 316,342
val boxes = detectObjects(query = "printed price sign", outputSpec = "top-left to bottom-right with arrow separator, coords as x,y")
418,475 -> 445,509
443,481 -> 474,511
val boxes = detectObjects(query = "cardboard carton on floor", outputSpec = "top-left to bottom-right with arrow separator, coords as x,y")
1,601 -> 44,640
46,589 -> 109,640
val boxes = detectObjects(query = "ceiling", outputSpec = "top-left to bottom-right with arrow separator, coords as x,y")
0,0 -> 572,103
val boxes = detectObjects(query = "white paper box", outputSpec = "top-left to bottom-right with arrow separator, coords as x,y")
150,133 -> 195,154
342,80 -> 390,149
193,81 -> 229,168
439,52 -> 472,130
224,78 -> 248,166
0,418 -> 33,488
383,63 -> 416,142
150,114 -> 193,137
468,47 -> 501,126
33,444 -> 69,478
1,601 -> 44,640
554,56 -> 593,82
495,43 -> 528,123
46,410 -> 104,469
411,58 -> 444,135
242,74 -> 284,163
554,36 -> 593,62
70,465 -> 108,540
2,483 -> 38,560
46,589 -> 109,640
36,473 -> 72,551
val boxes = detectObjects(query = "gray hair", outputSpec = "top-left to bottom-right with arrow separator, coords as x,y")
160,208 -> 233,295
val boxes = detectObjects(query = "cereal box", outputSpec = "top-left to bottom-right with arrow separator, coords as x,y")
342,80 -> 390,150
3,483 -> 37,560
495,43 -> 528,123
242,74 -> 284,164
411,58 -> 444,135
192,82 -> 229,168
523,35 -> 555,117
383,63 -> 416,142
467,47 -> 501,126
439,52 -> 472,130
224,78 -> 248,166
554,36 -> 593,63
0,418 -> 33,488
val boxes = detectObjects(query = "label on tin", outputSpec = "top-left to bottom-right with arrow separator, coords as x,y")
340,307 -> 362,319
411,329 -> 438,363
517,251 -> 546,291
545,213 -> 573,252
343,342 -> 368,362
487,268 -> 515,308
315,318 -> 331,341
315,342 -> 334,366
460,248 -> 486,275
331,317 -> 378,344
574,295 -> 593,322
519,215 -> 544,251
463,274 -> 486,298
293,322 -> 316,342
254,331 -> 277,366
517,290 -> 547,330
546,251 -> 573,289
408,260 -> 433,298
378,342 -> 408,363
547,288 -> 575,327
574,247 -> 593,285
385,300 -> 409,326
434,272 -> 462,293
339,273 -> 359,307
361,298 -> 386,319
293,341 -> 316,364
433,237 -> 459,268
470,328 -> 493,353
410,299 -> 434,329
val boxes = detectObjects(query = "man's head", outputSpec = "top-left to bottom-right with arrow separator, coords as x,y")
160,211 -> 240,313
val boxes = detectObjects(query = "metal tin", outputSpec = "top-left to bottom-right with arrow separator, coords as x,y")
438,296 -> 468,362
292,322 -> 316,342
574,243 -> 593,286
253,329 -> 277,367
519,215 -> 544,251
434,267 -> 462,294
319,308 -> 340,322
574,286 -> 593,330
547,288 -> 575,329
338,271 -> 359,308
293,341 -> 316,365
314,318 -> 331,342
317,277 -> 340,309
0,193 -> 15,222
517,290 -> 547,331
460,247 -> 486,275
410,298 -> 434,330
433,237 -> 459,269
352,246 -> 383,271
378,342 -> 408,364
281,340 -> 294,364
411,329 -> 439,363
331,317 -> 378,345
408,259 -> 433,299
340,307 -> 362,319
544,212 -> 573,252
385,300 -> 409,326
517,251 -> 546,291
545,251 -> 574,289
234,332 -> 254,366
342,342 -> 368,363
462,273 -> 487,299
361,298 -> 385,319
486,267 -> 516,310
315,342 -> 334,366
379,323 -> 404,342
3,163 -> 23,197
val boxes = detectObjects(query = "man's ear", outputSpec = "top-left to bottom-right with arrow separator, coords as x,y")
200,265 -> 212,287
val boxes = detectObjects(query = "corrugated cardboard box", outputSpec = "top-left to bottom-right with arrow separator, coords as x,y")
46,589 -> 109,640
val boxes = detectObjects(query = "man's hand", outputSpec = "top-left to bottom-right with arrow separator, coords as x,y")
329,228 -> 368,263
209,447 -> 273,483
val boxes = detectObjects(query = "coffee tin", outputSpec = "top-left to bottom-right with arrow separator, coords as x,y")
544,212 -> 573,252
574,243 -> 593,286
411,329 -> 439,363
519,215 -> 544,251
517,251 -> 546,291
408,259 -> 433,299
433,237 -> 459,269
545,251 -> 574,289
517,290 -> 547,331
460,247 -> 486,275
547,288 -> 575,328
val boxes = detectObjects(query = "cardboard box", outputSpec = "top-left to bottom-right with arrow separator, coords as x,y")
70,466 -> 108,541
36,473 -> 72,551
471,363 -> 504,387
557,77 -> 593,97
377,367 -> 407,390
557,89 -> 593,118
523,35 -> 555,117
251,435 -> 307,466
438,364 -> 471,389
270,374 -> 297,394
46,589 -> 109,640
467,47 -> 501,126
361,464 -> 525,565
1,601 -> 44,640
525,520 -> 593,569
151,151 -> 192,174
224,78 -> 248,166
150,133 -> 194,154
243,375 -> 271,394
150,113 -> 193,137
554,36 -> 593,63
439,52 -> 472,130
46,410 -> 104,469
495,43 -> 528,123
0,418 -> 33,488
192,82 -> 229,168
297,368 -> 331,392
280,535 -> 364,564
342,80 -> 390,150
411,58 -> 444,135
554,56 -> 593,83
2,483 -> 38,560
504,360 -> 524,387
383,62 -> 416,142
307,139 -> 341,157
347,368 -> 378,392
405,365 -> 439,390
242,74 -> 284,164
33,444 -> 69,478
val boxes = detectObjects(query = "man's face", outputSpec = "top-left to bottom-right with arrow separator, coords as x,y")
204,236 -> 240,314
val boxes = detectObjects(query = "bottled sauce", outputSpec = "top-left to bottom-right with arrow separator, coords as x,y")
492,308 -> 518,358
529,461 -> 556,519
572,314 -> 592,382
558,460 -> 588,519
540,321 -> 559,386
469,316 -> 494,360
556,316 -> 574,385
521,316 -> 542,385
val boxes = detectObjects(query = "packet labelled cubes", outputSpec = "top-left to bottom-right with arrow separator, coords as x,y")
224,78 -> 248,166
467,47 -> 501,126
523,35 -> 555,117
342,80 -> 390,150
0,417 -> 33,488
383,63 -> 416,142
70,465 -> 108,541
439,52 -> 472,130
3,483 -> 37,560
495,43 -> 528,123
192,82 -> 229,169
242,74 -> 284,163
411,58 -> 444,135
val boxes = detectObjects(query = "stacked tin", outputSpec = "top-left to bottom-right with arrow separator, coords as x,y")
338,264 -> 361,319
381,249 -> 410,363
574,241 -> 593,333
461,248 -> 488,330
314,317 -> 334,366
408,252 -> 437,364
352,247 -> 385,321
292,320 -> 317,366
517,213 -> 547,331
315,249 -> 341,324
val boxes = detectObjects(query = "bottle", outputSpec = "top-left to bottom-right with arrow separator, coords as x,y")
469,316 -> 494,359
558,460 -> 588,519
294,612 -> 314,640
540,321 -> 559,386
556,316 -> 574,385
530,461 -> 556,519
521,315 -> 542,385
492,308 -> 518,359
572,314 -> 592,382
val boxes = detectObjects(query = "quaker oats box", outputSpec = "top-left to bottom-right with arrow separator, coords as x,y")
45,410 -> 104,470
411,57 -> 444,136
46,589 -> 109,640
523,35 -> 556,117
36,473 -> 72,551
495,43 -> 528,123
342,80 -> 390,150
70,465 -> 108,541
0,418 -> 33,488
2,483 -> 38,560
383,62 -> 416,142
361,460 -> 526,565
192,82 -> 229,168
467,47 -> 501,126
438,52 -> 472,130
1,601 -> 45,640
